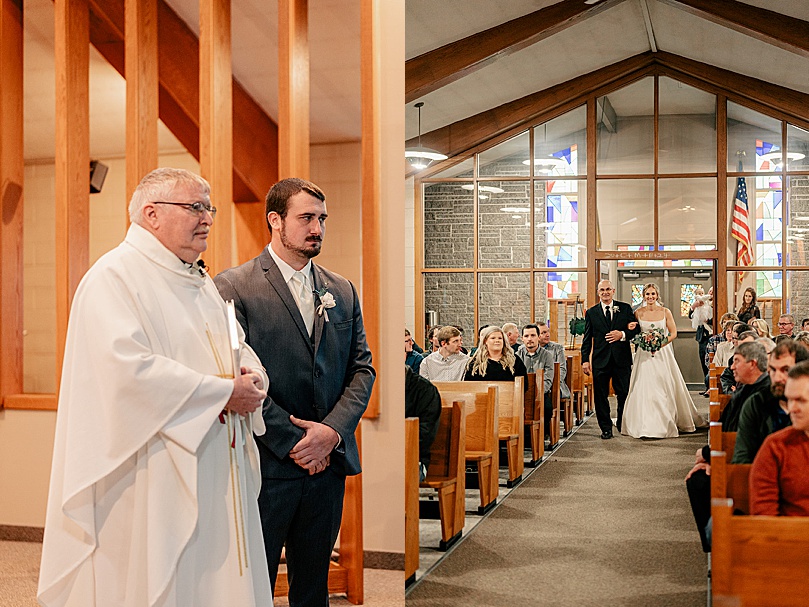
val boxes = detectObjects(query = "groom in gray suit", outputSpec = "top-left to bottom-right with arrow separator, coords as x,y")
214,178 -> 375,607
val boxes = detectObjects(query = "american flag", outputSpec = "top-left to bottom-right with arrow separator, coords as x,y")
731,176 -> 752,281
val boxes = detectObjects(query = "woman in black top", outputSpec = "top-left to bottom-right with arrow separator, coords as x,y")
464,326 -> 527,382
736,287 -> 761,324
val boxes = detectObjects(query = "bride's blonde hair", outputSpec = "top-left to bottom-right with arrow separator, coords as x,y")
642,282 -> 664,306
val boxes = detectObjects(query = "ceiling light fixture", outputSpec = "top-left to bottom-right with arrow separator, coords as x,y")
461,185 -> 504,194
760,151 -> 806,167
405,102 -> 448,170
501,207 -> 530,213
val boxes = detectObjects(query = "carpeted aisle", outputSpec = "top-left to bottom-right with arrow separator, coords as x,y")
407,398 -> 710,607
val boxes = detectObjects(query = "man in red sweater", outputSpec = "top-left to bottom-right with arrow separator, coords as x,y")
750,360 -> 809,516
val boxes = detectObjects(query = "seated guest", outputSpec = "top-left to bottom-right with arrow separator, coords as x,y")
502,322 -> 521,353
777,314 -> 796,337
405,366 -> 442,482
453,325 -> 469,354
752,318 -> 773,339
420,326 -> 469,382
794,331 -> 809,349
803,318 -> 809,332
750,361 -> 809,516
733,340 -> 809,464
517,324 -> 555,436
719,328 -> 757,393
714,322 -> 752,368
537,321 -> 569,401
426,326 -> 441,353
468,324 -> 490,357
686,341 -> 770,551
705,313 -> 739,370
405,329 -> 424,374
464,326 -> 527,383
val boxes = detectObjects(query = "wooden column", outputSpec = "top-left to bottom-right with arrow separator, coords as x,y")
125,0 -> 159,203
199,0 -> 233,273
360,0 -> 381,420
278,0 -> 309,179
0,0 -> 24,405
54,0 -> 90,391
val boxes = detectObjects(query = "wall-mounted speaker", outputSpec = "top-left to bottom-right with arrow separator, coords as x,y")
90,160 -> 108,194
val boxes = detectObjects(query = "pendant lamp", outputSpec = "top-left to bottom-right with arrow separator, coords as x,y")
405,102 -> 447,170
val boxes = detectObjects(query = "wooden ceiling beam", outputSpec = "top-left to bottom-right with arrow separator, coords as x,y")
405,0 -> 626,104
410,49 -> 809,167
408,52 -> 655,162
658,0 -> 809,59
83,0 -> 277,203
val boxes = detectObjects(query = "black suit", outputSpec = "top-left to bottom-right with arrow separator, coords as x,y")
580,300 -> 640,433
215,248 -> 375,607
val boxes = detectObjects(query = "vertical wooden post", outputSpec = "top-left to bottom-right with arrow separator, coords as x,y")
716,96 -> 728,320
0,0 -> 24,404
125,0 -> 159,204
278,0 -> 309,180
54,0 -> 90,391
199,0 -> 233,273
360,0 -> 380,421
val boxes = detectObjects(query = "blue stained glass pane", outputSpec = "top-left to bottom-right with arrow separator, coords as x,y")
548,272 -> 562,281
774,191 -> 782,206
571,200 -> 578,214
775,271 -> 782,280
558,248 -> 573,262
547,258 -> 557,268
778,253 -> 782,265
548,195 -> 561,211
547,207 -> 555,223
756,224 -> 764,240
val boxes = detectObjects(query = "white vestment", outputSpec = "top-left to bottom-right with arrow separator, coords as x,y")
38,224 -> 273,607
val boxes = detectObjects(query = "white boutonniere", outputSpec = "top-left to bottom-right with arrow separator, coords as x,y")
610,305 -> 620,315
314,286 -> 336,321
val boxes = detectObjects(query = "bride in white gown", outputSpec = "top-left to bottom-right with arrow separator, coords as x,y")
622,282 -> 706,439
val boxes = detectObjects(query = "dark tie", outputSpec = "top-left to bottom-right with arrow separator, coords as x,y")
605,305 -> 612,324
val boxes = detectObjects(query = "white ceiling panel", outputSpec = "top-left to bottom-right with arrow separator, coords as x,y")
406,0 -> 650,139
650,0 -> 809,96
405,0 -> 559,59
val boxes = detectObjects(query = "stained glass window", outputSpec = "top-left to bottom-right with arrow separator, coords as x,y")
631,284 -> 644,308
681,284 -> 700,317
756,270 -> 782,298
545,182 -> 581,269
545,271 -> 580,299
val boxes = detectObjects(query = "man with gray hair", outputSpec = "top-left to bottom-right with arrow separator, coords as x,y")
38,168 -> 272,605
502,322 -> 521,353
420,325 -> 470,381
778,314 -> 796,336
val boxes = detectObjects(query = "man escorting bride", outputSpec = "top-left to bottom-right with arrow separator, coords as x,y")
621,283 -> 706,439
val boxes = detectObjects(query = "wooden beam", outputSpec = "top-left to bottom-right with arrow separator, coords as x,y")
199,0 -> 233,273
0,0 -> 24,404
659,0 -> 809,59
654,51 -> 809,131
125,0 -> 159,203
54,0 -> 90,391
361,0 -> 381,422
2,394 -> 57,411
278,0 -> 310,179
83,0 -> 278,204
405,0 -> 626,103
409,52 -> 656,163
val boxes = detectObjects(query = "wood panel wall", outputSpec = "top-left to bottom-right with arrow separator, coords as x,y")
278,0 -> 309,180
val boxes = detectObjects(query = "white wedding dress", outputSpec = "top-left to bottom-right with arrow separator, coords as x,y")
621,318 -> 706,439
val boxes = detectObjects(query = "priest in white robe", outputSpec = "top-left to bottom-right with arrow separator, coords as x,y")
38,168 -> 273,607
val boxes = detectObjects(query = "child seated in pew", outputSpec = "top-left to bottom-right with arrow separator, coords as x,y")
750,361 -> 809,516
405,366 -> 442,481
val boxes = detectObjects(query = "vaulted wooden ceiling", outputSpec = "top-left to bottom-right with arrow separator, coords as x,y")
405,0 -> 809,160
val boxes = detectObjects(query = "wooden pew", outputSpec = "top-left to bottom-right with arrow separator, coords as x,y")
551,361 -> 565,442
434,384 -> 499,514
405,417 -> 419,584
559,361 -> 574,435
709,387 -> 732,423
709,421 -> 737,460
419,401 -> 466,551
524,372 -> 545,466
710,450 -> 751,515
712,498 -> 809,606
437,380 -> 524,488
566,351 -> 585,425
709,363 -> 725,391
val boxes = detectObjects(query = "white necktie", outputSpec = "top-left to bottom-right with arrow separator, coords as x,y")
292,271 -> 315,336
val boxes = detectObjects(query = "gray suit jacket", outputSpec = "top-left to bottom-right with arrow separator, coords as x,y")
214,248 -> 375,478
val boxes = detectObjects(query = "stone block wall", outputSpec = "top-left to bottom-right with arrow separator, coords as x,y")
478,180 -> 530,268
423,183 -> 473,268
423,273 -> 474,338
478,272 -> 531,330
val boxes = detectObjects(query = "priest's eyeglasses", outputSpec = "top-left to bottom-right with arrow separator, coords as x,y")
153,201 -> 217,218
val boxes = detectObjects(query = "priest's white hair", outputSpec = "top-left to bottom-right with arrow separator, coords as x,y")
129,167 -> 211,225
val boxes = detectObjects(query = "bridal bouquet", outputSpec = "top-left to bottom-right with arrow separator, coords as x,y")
631,324 -> 668,357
